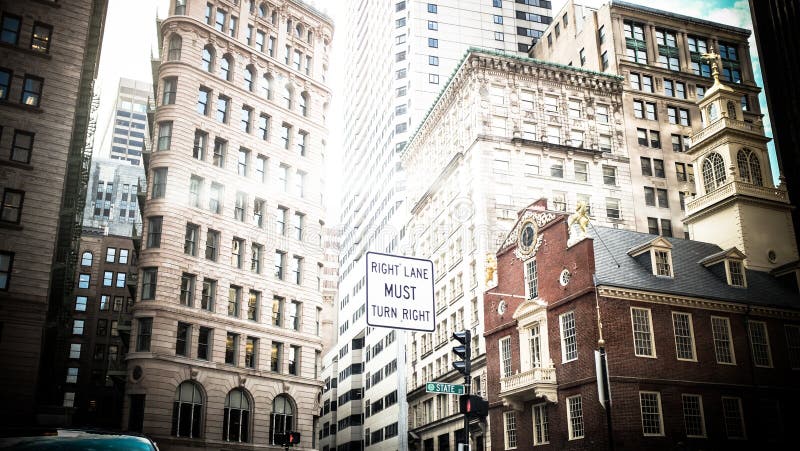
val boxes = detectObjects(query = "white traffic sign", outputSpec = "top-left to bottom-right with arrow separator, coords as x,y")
366,251 -> 435,332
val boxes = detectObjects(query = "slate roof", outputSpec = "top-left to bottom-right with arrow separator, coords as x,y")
591,226 -> 800,310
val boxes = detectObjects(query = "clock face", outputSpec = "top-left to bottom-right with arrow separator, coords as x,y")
519,221 -> 537,255
497,300 -> 507,315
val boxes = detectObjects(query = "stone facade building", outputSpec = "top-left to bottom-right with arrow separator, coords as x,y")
124,1 -> 333,449
323,1 -> 557,450
485,202 -> 800,450
401,48 -> 635,451
0,0 -> 108,425
531,0 -> 763,240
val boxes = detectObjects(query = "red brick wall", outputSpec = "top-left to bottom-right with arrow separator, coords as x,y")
485,212 -> 800,449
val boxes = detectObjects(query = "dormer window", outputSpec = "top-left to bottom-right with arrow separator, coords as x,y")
654,250 -> 672,277
726,259 -> 746,287
628,236 -> 673,278
699,247 -> 747,288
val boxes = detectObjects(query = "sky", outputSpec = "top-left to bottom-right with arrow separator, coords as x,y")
93,0 -> 773,225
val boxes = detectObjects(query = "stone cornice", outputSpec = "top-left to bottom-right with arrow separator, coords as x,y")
402,48 -> 625,165
597,285 -> 800,319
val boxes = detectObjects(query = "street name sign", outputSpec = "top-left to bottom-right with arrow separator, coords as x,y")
426,382 -> 465,395
366,251 -> 435,332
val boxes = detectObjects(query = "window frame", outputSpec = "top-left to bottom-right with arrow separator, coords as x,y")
672,312 -> 697,361
631,307 -> 656,358
566,395 -> 584,440
21,75 -> 44,107
639,391 -> 665,436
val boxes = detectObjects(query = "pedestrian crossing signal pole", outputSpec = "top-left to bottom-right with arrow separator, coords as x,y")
452,330 -> 471,451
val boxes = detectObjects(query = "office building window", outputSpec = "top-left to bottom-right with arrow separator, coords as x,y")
225,332 -> 239,365
136,318 -> 153,352
176,322 -> 191,356
0,189 -> 24,224
624,20 -> 647,63
1,13 -> 22,45
10,130 -> 34,164
21,75 -> 43,107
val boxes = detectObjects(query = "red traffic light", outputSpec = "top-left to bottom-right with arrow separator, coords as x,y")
459,394 -> 489,418
288,432 -> 301,444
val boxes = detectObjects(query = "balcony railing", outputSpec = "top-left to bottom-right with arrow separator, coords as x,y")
690,116 -> 765,147
500,366 -> 558,405
687,180 -> 789,215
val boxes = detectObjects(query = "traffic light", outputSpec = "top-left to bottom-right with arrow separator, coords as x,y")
277,432 -> 301,447
459,394 -> 489,418
452,330 -> 471,376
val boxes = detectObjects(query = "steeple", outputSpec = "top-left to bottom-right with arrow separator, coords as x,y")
683,51 -> 798,271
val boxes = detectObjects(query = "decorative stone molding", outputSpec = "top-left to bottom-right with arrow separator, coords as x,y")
598,286 -> 800,319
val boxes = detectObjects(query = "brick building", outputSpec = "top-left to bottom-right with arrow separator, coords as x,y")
484,201 -> 800,450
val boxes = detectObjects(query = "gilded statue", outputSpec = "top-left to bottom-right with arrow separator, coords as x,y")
485,253 -> 497,284
568,200 -> 590,238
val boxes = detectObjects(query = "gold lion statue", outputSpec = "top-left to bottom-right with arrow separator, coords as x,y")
568,200 -> 590,238
485,254 -> 497,284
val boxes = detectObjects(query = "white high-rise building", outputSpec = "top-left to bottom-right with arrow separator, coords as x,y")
320,1 -> 554,450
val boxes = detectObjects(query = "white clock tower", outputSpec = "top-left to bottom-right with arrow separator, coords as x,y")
683,53 -> 798,271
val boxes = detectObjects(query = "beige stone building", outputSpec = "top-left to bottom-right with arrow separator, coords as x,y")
0,0 -> 108,425
124,1 -> 333,449
531,0 -> 762,239
401,48 -> 633,451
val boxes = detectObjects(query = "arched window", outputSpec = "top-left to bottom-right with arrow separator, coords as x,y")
220,54 -> 233,81
299,92 -> 308,116
702,152 -> 726,193
737,149 -> 763,186
223,388 -> 251,442
172,381 -> 203,438
262,73 -> 273,100
307,30 -> 313,44
727,101 -> 737,120
295,23 -> 304,39
707,103 -> 718,122
258,3 -> 267,18
282,84 -> 293,110
270,395 -> 294,445
168,34 -> 182,61
244,65 -> 255,92
81,251 -> 93,266
202,45 -> 215,72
